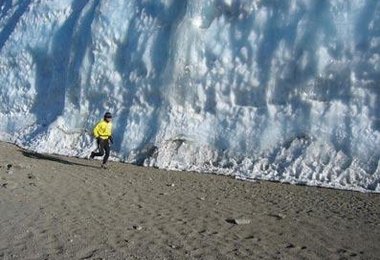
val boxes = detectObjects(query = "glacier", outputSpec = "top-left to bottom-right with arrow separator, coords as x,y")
0,0 -> 379,192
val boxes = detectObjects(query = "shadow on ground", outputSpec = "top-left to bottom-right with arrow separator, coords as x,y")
21,150 -> 100,169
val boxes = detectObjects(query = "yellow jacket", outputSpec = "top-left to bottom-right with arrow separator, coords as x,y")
93,120 -> 112,139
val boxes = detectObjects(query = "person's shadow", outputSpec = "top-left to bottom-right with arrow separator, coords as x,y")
22,150 -> 100,169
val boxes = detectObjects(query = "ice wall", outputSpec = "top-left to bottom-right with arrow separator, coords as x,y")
0,0 -> 379,192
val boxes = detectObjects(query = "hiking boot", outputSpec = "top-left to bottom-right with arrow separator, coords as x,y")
101,163 -> 108,169
89,152 -> 95,160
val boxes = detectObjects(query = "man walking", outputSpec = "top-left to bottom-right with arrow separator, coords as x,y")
90,112 -> 113,168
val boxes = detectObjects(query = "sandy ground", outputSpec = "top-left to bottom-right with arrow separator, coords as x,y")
0,142 -> 379,260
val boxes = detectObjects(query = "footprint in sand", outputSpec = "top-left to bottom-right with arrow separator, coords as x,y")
336,248 -> 362,258
1,181 -> 17,189
244,235 -> 261,243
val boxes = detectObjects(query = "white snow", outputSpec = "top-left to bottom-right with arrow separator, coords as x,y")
0,0 -> 379,192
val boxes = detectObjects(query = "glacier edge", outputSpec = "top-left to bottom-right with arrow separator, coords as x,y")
0,0 -> 379,192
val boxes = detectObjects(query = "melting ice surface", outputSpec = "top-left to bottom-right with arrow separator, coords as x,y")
0,0 -> 379,192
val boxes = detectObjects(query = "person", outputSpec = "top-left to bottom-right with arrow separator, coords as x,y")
90,112 -> 113,168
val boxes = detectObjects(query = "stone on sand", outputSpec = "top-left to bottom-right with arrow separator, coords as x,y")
133,225 -> 142,231
226,218 -> 251,225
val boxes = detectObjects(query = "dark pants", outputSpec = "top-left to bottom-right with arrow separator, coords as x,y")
93,138 -> 110,164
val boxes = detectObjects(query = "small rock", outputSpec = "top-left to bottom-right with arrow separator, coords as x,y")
286,243 -> 295,249
6,164 -> 13,174
226,218 -> 251,225
167,183 -> 175,187
269,213 -> 286,220
235,218 -> 251,225
199,197 -> 206,201
133,225 -> 142,231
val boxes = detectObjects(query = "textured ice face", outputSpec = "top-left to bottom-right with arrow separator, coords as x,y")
0,0 -> 379,192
